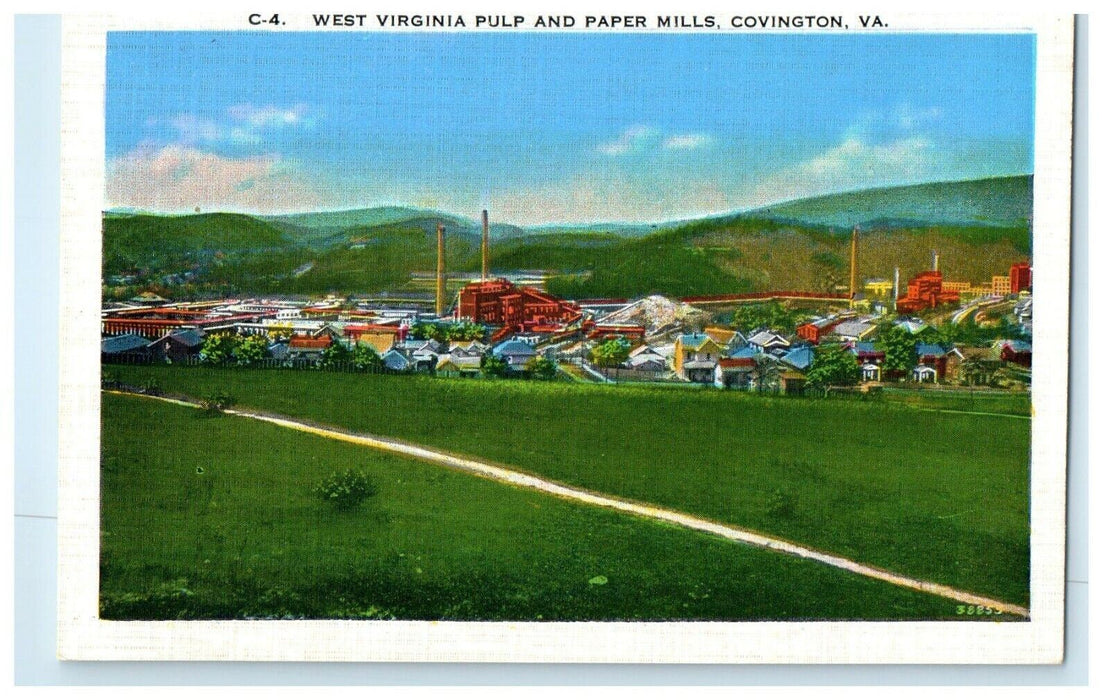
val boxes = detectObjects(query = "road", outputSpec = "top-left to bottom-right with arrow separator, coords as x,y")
105,388 -> 1031,618
951,296 -> 1007,325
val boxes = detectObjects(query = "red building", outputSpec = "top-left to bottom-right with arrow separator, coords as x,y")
796,316 -> 841,344
1010,262 -> 1032,294
896,271 -> 961,313
458,279 -> 581,329
583,322 -> 646,344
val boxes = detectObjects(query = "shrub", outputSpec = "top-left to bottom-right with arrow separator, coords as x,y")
765,488 -> 797,519
101,368 -> 119,389
200,391 -> 235,415
138,376 -> 162,396
312,469 -> 377,511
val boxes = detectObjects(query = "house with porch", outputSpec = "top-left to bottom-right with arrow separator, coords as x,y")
674,333 -> 722,383
849,341 -> 886,382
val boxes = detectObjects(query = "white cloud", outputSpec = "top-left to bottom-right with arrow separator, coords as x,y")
664,133 -> 713,150
748,136 -> 935,206
105,145 -> 322,213
597,126 -> 715,157
228,103 -> 314,129
895,104 -> 943,130
165,104 -> 315,149
596,125 -> 658,156
170,114 -> 261,147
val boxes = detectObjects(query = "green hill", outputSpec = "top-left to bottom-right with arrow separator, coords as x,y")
264,207 -> 527,247
102,175 -> 1034,300
747,175 -> 1033,230
103,212 -> 296,273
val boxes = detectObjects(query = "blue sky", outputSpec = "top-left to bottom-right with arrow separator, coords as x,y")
105,32 -> 1035,224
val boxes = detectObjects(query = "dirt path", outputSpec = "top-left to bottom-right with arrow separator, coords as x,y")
105,389 -> 1031,618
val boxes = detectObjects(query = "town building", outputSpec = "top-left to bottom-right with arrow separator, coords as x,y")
458,279 -> 581,328
1010,262 -> 1032,293
287,334 -> 332,363
491,339 -> 539,373
896,271 -> 961,313
863,278 -> 893,298
147,328 -> 205,363
849,341 -> 886,382
674,334 -> 722,383
796,315 -> 843,344
745,329 -> 791,355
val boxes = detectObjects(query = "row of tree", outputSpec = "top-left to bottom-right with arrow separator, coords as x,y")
407,321 -> 486,343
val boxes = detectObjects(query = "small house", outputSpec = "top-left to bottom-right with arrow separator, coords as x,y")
674,334 -> 722,383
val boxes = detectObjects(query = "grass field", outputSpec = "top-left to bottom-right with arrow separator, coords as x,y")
109,365 -> 1031,607
101,393 -> 973,620
878,388 -> 1031,417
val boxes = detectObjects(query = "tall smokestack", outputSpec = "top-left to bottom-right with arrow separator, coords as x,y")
932,250 -> 939,272
436,222 -> 446,317
849,225 -> 859,301
893,266 -> 900,303
481,209 -> 489,282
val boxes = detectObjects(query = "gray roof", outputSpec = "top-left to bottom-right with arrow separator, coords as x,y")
492,340 -> 537,358
728,346 -> 760,360
101,334 -> 150,354
156,328 -> 205,348
779,345 -> 815,370
267,342 -> 290,361
833,320 -> 873,338
915,343 -> 948,358
683,360 -> 718,370
382,349 -> 411,370
748,330 -> 789,347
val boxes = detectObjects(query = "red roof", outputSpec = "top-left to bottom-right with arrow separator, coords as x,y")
290,335 -> 332,349
718,358 -> 755,368
343,323 -> 401,336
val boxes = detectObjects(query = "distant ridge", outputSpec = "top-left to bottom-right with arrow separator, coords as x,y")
742,175 -> 1033,231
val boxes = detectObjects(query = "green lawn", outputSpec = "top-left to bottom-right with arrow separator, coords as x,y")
109,365 -> 1031,607
101,393 -> 972,620
878,388 -> 1031,416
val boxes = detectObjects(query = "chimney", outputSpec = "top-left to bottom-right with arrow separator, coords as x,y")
849,226 -> 859,301
932,250 -> 939,272
481,209 -> 490,282
893,266 -> 900,303
436,222 -> 446,317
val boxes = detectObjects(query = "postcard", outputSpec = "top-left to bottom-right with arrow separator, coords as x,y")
56,7 -> 1074,663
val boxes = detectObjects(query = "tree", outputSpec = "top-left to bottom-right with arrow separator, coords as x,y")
199,334 -> 237,365
878,325 -> 916,377
805,344 -> 860,395
444,322 -> 486,342
957,357 -> 988,387
349,344 -> 383,372
267,322 -> 294,342
320,342 -> 351,369
731,302 -> 801,334
914,325 -> 945,346
232,334 -> 269,366
312,469 -> 377,512
525,355 -> 558,380
480,352 -> 509,378
589,339 -> 631,368
751,353 -> 781,394
408,322 -> 441,342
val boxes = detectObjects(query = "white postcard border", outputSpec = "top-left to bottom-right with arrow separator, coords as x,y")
57,8 -> 1074,663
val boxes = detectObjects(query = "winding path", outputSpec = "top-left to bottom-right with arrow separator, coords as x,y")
105,388 -> 1030,618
